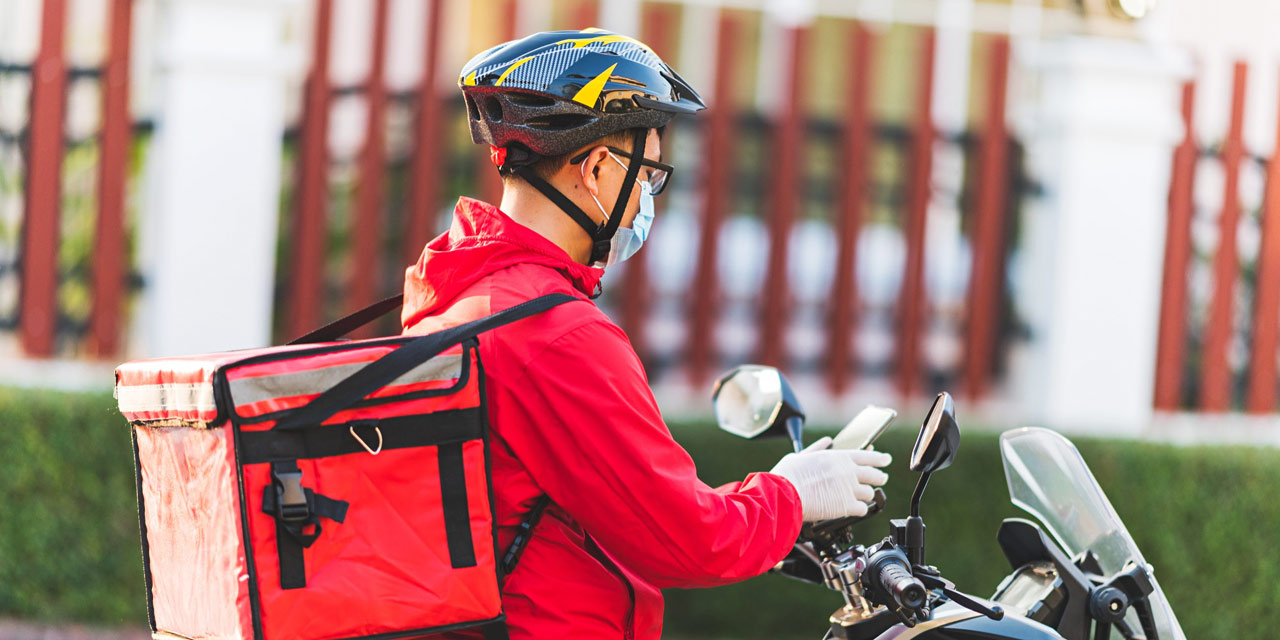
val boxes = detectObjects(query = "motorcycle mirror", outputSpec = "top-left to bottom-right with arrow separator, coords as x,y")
712,365 -> 806,451
910,392 -> 960,473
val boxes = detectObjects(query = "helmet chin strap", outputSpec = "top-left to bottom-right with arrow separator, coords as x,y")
514,128 -> 648,265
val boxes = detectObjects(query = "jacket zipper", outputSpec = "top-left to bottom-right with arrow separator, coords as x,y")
584,533 -> 636,639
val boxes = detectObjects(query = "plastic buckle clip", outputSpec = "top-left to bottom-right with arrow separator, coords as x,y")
274,470 -> 310,523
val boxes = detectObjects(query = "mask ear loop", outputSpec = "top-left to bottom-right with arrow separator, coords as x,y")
589,128 -> 647,264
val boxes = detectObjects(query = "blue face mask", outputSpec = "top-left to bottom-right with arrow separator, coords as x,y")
585,154 -> 657,269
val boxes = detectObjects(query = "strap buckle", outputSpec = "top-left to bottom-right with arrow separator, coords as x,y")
273,469 -> 310,523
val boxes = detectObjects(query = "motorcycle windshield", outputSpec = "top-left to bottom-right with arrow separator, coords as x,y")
999,428 -> 1185,640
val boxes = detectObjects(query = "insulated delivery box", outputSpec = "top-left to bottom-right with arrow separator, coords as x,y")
115,294 -> 572,640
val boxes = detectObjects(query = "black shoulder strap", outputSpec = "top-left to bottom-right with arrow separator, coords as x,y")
273,293 -> 577,431
287,294 -> 406,345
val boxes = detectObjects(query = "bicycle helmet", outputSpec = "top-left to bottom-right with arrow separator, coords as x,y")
458,28 -> 706,265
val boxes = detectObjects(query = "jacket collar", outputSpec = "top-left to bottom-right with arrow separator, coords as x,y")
401,197 -> 602,328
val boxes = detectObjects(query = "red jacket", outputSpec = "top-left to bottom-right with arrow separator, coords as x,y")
404,198 -> 802,639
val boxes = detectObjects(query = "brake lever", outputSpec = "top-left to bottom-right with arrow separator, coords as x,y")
916,572 -> 1004,621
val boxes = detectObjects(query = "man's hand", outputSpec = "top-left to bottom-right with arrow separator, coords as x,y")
768,438 -> 891,522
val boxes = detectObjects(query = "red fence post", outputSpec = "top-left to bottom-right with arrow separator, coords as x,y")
89,0 -> 133,357
1246,72 -> 1280,414
896,28 -> 936,400
963,35 -> 1010,401
1153,81 -> 1197,411
687,11 -> 737,385
618,2 -> 679,365
571,0 -> 599,30
350,0 -> 391,332
474,0 -> 515,207
406,0 -> 445,269
826,21 -> 874,394
1202,61 -> 1248,411
20,0 -> 68,357
287,0 -> 334,339
758,24 -> 807,368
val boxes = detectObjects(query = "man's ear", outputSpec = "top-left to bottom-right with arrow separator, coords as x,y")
576,145 -> 612,198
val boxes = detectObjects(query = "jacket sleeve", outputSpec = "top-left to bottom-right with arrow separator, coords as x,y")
490,320 -> 803,589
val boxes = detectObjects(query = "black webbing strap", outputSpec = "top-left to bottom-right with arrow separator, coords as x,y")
287,293 -> 406,345
263,460 -> 350,589
597,128 -> 647,248
273,293 -> 576,432
481,621 -> 511,640
515,166 -> 602,238
514,127 -> 647,265
437,441 -> 477,568
239,409 -> 482,465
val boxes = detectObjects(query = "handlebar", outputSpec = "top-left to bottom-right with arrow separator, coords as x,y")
879,561 -> 926,610
864,549 -> 927,612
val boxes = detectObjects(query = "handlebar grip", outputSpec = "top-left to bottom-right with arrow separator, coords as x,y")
878,560 -> 927,610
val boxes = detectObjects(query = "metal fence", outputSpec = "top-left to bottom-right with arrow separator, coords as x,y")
5,0 -> 1036,406
1155,63 -> 1280,414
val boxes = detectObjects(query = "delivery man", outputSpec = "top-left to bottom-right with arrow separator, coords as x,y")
405,29 -> 891,639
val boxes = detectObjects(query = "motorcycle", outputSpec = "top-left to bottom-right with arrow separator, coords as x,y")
711,365 -> 1186,640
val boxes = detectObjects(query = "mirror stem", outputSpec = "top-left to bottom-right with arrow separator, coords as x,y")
785,415 -> 804,453
909,471 -> 931,518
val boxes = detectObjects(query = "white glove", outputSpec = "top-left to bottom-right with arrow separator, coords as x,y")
769,437 -> 892,522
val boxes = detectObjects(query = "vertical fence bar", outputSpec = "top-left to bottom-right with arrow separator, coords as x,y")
896,28 -> 936,400
687,11 -> 737,385
619,2 -> 678,364
757,24 -> 806,368
1153,81 -> 1197,411
287,0 -> 334,339
350,0 -> 391,328
826,21 -> 873,394
963,35 -> 1010,400
1246,72 -> 1280,413
475,0 -> 515,207
20,0 -> 68,356
406,0 -> 445,268
89,0 -> 133,357
1202,61 -> 1248,411
572,0 -> 599,29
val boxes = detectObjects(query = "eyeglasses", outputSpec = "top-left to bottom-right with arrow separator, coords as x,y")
570,146 -> 675,196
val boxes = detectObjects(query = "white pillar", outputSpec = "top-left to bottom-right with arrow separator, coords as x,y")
1010,37 -> 1191,434
134,0 -> 300,357
597,0 -> 641,37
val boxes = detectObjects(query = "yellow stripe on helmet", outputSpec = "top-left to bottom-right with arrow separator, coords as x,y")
462,71 -> 477,86
556,34 -> 655,55
571,63 -> 618,108
494,57 -> 533,86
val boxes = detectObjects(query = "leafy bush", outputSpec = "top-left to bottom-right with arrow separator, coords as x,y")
2,387 -> 1277,638
0,387 -> 141,625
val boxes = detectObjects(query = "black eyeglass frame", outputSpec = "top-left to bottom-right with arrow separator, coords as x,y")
569,146 -> 676,196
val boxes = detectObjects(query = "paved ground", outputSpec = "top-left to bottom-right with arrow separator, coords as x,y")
0,620 -> 149,640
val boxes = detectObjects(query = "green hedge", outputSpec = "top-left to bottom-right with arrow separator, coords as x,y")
666,423 -> 1280,639
2,386 -> 1277,638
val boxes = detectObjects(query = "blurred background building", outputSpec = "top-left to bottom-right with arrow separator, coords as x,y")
1,0 -> 1278,440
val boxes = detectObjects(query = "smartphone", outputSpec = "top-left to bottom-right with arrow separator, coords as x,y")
831,405 -> 897,450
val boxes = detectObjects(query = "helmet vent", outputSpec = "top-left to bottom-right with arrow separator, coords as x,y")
483,97 -> 504,121
506,92 -> 557,107
465,96 -> 481,121
526,114 -> 597,131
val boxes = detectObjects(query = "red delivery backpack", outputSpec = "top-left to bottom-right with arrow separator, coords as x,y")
115,294 -> 573,640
